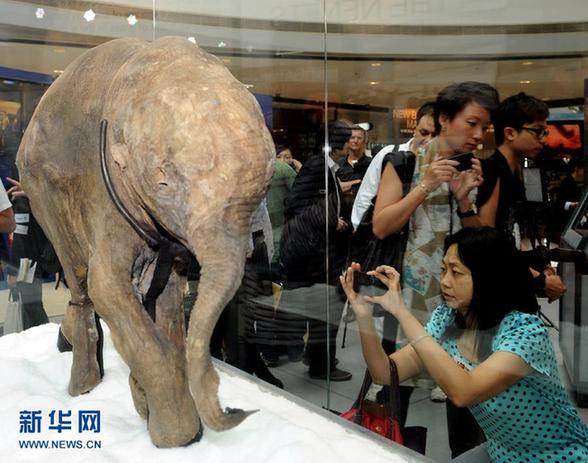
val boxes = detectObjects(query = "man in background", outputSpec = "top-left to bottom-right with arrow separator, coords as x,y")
351,102 -> 435,229
470,92 -> 566,301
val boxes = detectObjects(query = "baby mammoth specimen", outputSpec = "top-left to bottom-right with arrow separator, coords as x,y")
17,36 -> 274,447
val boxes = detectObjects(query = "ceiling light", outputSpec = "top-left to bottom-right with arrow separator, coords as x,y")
187,37 -> 197,44
218,41 -> 227,48
522,61 -> 533,66
369,81 -> 380,85
127,14 -> 138,26
83,9 -> 96,22
244,84 -> 254,89
519,80 -> 531,84
370,63 -> 381,67
35,8 -> 45,19
53,70 -> 64,74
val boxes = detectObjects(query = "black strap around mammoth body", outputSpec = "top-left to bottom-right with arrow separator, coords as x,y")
99,119 -> 190,322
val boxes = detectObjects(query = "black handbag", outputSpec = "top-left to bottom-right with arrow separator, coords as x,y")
351,151 -> 415,316
354,151 -> 416,273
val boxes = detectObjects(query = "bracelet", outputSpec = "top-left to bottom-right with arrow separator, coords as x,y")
418,182 -> 430,195
410,333 -> 431,347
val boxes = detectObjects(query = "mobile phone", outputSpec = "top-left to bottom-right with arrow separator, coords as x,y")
448,152 -> 474,172
352,271 -> 387,297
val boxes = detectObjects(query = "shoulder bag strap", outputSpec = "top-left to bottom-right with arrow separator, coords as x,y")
388,358 -> 403,423
353,369 -> 373,410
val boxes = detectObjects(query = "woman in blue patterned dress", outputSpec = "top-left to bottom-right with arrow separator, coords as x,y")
341,227 -> 588,462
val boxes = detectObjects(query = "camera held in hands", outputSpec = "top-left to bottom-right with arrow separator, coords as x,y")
352,271 -> 388,297
448,151 -> 474,172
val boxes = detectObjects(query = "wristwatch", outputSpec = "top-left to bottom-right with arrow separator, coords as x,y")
457,203 -> 478,218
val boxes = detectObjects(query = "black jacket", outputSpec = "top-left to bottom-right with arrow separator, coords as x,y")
280,154 -> 350,286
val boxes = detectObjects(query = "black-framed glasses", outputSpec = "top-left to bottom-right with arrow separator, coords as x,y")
521,126 -> 549,139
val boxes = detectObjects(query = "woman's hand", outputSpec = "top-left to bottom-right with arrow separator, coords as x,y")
450,157 -> 484,201
6,177 -> 27,199
340,262 -> 374,320
365,265 -> 408,317
421,157 -> 459,192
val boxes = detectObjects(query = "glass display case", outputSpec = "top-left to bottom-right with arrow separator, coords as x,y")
1,1 -> 588,461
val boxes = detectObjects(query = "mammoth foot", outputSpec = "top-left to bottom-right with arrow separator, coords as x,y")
67,307 -> 102,396
191,361 -> 257,431
182,418 -> 204,446
146,391 -> 201,448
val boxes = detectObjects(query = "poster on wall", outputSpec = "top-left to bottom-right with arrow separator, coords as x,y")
0,100 -> 20,130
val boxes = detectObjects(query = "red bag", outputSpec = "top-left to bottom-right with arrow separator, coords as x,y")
340,359 -> 426,454
340,399 -> 404,443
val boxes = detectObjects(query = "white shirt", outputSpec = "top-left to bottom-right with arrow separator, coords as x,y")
0,182 -> 12,212
351,139 -> 412,230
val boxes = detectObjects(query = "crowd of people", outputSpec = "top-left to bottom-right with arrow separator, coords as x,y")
216,81 -> 587,462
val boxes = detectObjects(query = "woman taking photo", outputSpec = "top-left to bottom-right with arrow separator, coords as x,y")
341,227 -> 588,462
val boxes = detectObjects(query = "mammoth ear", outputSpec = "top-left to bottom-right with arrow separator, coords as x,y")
110,142 -> 129,171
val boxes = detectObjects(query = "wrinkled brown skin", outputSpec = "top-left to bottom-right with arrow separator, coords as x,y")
17,37 -> 274,448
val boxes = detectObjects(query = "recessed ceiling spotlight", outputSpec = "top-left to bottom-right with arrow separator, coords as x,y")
244,84 -> 254,89
370,63 -> 381,67
522,61 -> 533,66
369,81 -> 380,85
187,37 -> 197,44
127,14 -> 138,26
35,8 -> 45,19
83,9 -> 96,22
519,80 -> 531,84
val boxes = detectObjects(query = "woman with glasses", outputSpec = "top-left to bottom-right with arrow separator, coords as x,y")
467,92 -> 566,302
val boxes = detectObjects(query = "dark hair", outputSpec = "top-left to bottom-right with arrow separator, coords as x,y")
443,227 -> 538,360
416,101 -> 436,123
313,120 -> 352,154
494,92 -> 549,145
275,143 -> 292,156
434,82 -> 499,134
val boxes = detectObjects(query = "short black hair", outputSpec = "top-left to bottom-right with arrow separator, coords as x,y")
275,143 -> 292,156
416,101 -> 435,123
494,92 -> 549,145
434,82 -> 499,134
443,227 -> 538,360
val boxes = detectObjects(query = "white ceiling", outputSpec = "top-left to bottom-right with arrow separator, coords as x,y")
0,0 -> 587,120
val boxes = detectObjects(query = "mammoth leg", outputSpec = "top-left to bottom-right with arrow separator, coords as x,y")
57,263 -> 102,396
186,231 -> 255,431
130,262 -> 191,422
87,243 -> 200,448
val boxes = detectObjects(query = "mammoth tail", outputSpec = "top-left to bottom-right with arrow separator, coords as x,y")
185,232 -> 257,431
